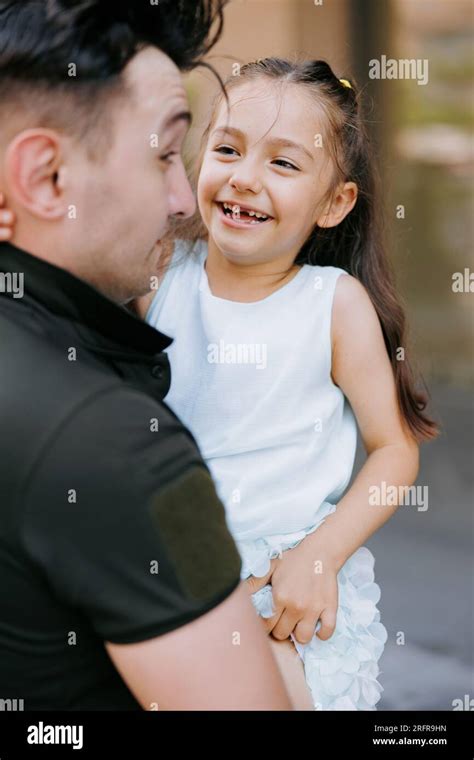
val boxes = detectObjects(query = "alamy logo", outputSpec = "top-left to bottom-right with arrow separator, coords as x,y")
452,694 -> 474,710
369,55 -> 429,85
27,721 -> 83,750
369,481 -> 429,511
0,271 -> 24,298
0,698 -> 24,710
207,340 -> 267,370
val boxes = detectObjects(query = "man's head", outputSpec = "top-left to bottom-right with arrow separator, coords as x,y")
0,0 -> 227,302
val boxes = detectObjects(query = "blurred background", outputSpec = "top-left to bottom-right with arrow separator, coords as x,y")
185,0 -> 474,710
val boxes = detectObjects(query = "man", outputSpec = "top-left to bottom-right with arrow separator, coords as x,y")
0,0 -> 292,710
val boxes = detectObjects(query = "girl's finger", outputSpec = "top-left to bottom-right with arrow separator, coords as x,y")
0,191 -> 5,207
260,602 -> 285,636
244,558 -> 277,594
270,608 -> 301,641
293,612 -> 322,645
315,607 -> 337,641
0,226 -> 12,240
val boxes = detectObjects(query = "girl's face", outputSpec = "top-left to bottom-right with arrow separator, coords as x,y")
197,80 -> 334,267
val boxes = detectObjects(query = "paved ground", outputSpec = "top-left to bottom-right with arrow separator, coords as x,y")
354,384 -> 473,710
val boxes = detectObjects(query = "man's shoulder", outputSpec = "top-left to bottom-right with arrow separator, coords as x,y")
0,298 -> 198,494
21,376 -> 206,515
1,297 -> 127,439
24,380 -> 201,499
19,384 -> 242,637
0,293 -> 114,389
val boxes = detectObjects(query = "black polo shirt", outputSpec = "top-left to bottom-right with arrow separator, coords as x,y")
0,242 -> 242,710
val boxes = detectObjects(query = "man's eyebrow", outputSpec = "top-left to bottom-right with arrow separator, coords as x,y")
211,126 -> 313,161
163,110 -> 193,131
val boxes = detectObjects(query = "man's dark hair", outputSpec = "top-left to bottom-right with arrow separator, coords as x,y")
0,0 -> 228,157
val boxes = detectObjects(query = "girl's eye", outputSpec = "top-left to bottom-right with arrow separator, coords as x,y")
273,159 -> 299,171
214,145 -> 238,156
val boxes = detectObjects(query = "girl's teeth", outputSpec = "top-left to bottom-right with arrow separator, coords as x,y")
221,202 -> 269,222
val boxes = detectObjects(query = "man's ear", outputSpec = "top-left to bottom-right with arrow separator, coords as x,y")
316,181 -> 358,229
4,129 -> 68,220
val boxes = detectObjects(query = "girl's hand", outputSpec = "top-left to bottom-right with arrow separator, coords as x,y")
246,538 -> 339,644
0,193 -> 15,240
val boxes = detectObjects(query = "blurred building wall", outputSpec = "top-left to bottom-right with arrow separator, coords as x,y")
185,0 -> 352,141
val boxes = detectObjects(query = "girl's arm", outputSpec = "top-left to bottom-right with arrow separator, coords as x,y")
249,273 -> 420,643
313,272 -> 420,568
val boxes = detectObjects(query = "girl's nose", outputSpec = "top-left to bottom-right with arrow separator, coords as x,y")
229,166 -> 262,195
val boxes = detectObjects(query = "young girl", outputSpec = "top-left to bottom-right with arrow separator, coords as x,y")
0,59 -> 438,710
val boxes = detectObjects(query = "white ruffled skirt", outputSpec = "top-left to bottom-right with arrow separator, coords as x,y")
234,501 -> 388,711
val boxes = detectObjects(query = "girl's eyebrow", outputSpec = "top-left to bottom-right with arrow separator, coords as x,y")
211,125 -> 313,162
268,137 -> 314,162
211,126 -> 244,141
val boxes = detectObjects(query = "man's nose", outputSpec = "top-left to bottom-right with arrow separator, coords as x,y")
168,161 -> 196,219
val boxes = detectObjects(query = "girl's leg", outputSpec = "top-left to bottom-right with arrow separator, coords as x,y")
268,637 -> 314,710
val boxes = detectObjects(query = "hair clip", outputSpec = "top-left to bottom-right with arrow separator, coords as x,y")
339,78 -> 352,89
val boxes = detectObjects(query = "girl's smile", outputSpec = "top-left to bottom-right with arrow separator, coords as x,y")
215,200 -> 275,228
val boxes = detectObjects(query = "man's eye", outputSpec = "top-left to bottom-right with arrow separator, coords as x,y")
273,159 -> 299,171
214,145 -> 238,156
160,151 -> 178,164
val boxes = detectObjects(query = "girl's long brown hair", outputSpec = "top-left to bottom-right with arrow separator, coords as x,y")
176,57 -> 440,444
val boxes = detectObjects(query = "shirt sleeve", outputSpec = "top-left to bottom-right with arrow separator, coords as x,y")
21,385 -> 242,644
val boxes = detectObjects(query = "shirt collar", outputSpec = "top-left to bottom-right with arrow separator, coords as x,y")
0,241 -> 172,355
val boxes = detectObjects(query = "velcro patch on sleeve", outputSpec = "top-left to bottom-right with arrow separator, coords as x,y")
148,467 -> 242,603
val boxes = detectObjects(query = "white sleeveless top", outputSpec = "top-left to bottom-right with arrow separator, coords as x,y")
146,239 -> 357,542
